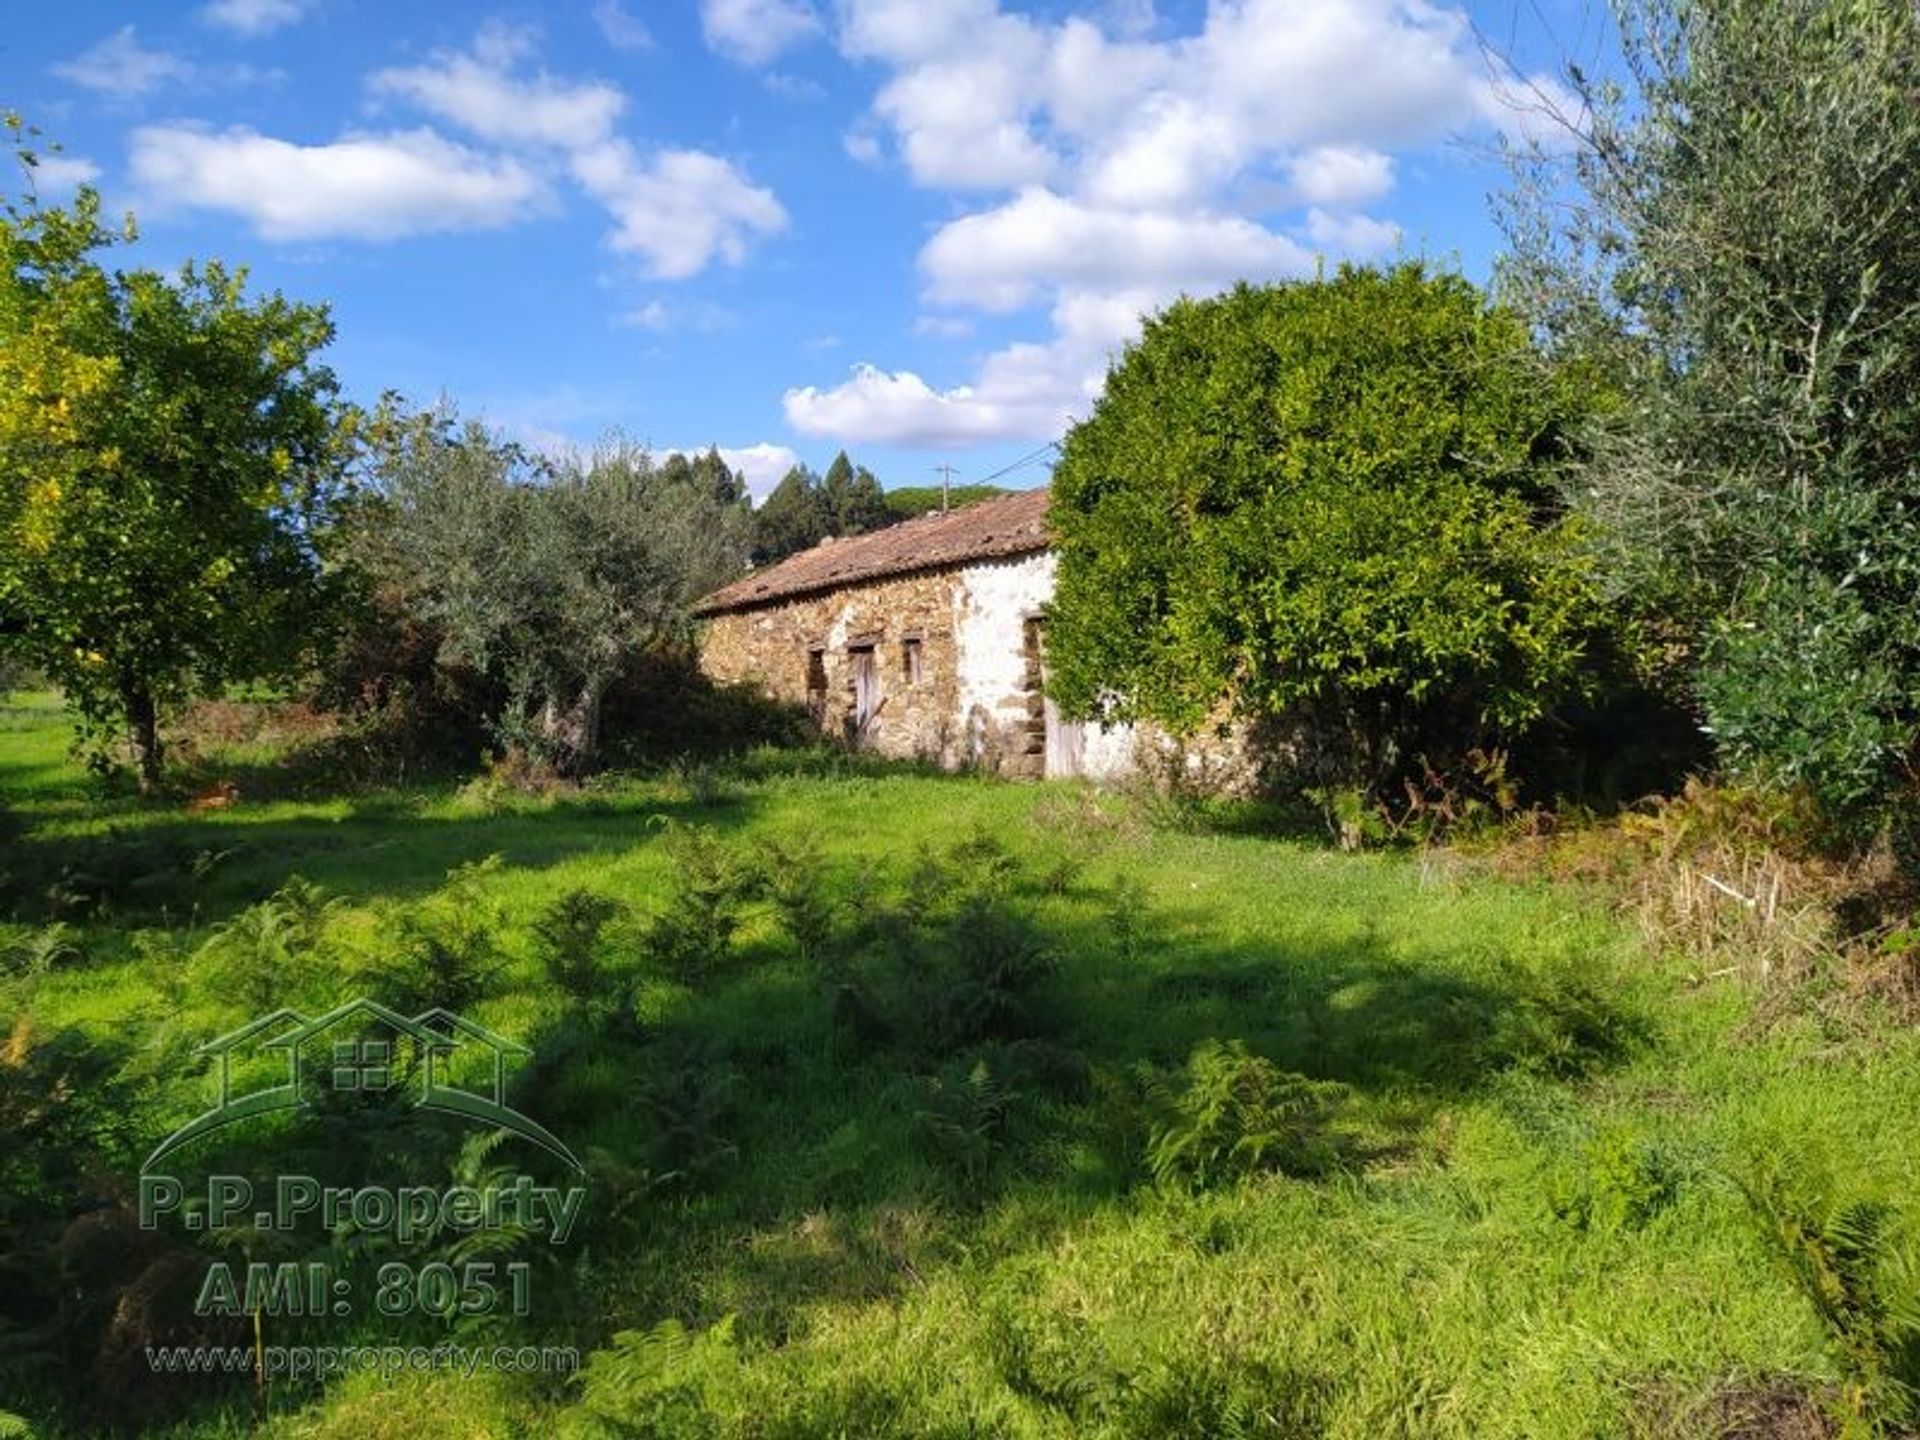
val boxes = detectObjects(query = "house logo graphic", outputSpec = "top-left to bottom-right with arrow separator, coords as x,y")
142,998 -> 582,1174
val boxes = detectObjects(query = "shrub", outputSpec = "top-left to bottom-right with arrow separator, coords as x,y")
756,837 -> 839,969
376,856 -> 506,1013
567,1316 -> 738,1440
1144,1039 -> 1348,1189
642,822 -> 753,982
194,875 -> 339,1013
532,889 -> 629,1011
926,898 -> 1058,1052
1487,958 -> 1642,1081
1047,264 -> 1602,807
914,1054 -> 1014,1187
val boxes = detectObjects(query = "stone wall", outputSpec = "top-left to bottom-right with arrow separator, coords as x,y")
699,557 -> 1019,774
699,552 -> 1144,779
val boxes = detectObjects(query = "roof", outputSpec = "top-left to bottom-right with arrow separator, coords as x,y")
695,487 -> 1053,614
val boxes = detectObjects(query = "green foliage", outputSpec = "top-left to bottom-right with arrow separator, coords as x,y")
819,450 -> 889,536
1741,1157 -> 1920,1429
1546,1128 -> 1684,1232
194,874 -> 339,1013
568,1315 -> 739,1440
532,888 -> 629,1010
640,1036 -> 743,1189
1500,0 -> 1920,839
1048,264 -> 1601,802
750,452 -> 896,565
882,483 -> 1007,521
1487,957 -> 1644,1081
1144,1039 -> 1348,1189
750,463 -> 828,565
914,1054 -> 1014,1186
643,821 -> 754,981
344,406 -> 749,774
755,836 -> 838,968
0,118 -> 351,789
376,856 -> 506,1013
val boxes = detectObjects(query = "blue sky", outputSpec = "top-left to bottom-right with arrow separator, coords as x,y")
13,0 -> 1611,499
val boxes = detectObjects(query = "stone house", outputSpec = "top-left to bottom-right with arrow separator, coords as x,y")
694,488 -> 1136,779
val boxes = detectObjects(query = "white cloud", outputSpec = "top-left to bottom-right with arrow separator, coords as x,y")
371,28 -> 626,151
53,27 -> 194,98
1289,145 -> 1395,209
786,0 -> 1541,447
668,442 -> 801,501
786,286 -> 1148,447
201,0 -> 312,37
571,141 -> 787,279
363,28 -> 785,279
920,187 -> 1313,312
128,125 -> 545,241
701,0 -> 821,67
913,314 -> 973,339
1303,207 -> 1401,256
592,0 -> 654,52
29,155 -> 102,193
621,300 -> 671,331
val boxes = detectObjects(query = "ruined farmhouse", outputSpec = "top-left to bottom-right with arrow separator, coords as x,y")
694,488 -> 1137,779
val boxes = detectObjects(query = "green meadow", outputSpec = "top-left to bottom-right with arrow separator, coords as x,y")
4,689 -> 1915,1438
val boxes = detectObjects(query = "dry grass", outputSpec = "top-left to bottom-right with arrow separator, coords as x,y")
1449,779 -> 1914,1007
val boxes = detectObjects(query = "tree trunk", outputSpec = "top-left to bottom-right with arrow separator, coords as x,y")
122,679 -> 163,794
538,679 -> 606,778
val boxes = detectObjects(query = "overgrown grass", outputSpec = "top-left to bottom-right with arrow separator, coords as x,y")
4,693 -> 1919,1436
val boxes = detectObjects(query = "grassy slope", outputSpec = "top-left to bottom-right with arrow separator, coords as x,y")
4,691 -> 1914,1437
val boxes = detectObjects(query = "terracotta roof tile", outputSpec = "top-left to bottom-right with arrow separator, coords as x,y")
695,487 -> 1051,614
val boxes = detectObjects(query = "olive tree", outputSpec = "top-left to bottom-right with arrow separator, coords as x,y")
355,406 -> 748,773
1498,0 -> 1920,837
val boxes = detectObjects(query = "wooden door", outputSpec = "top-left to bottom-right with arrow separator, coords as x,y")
1044,694 -> 1084,778
850,646 -> 880,739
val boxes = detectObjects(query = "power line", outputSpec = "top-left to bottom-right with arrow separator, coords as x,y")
975,441 -> 1061,487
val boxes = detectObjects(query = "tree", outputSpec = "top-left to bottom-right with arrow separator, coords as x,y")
1046,264 -> 1599,800
820,450 -> 889,536
354,407 -> 749,774
0,121 -> 349,789
662,446 -> 749,508
751,464 -> 828,564
1499,0 -> 1920,838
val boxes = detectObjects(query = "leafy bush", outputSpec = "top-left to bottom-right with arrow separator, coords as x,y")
914,1055 -> 1014,1187
1144,1039 -> 1348,1189
1487,958 -> 1643,1081
641,1037 -> 743,1189
567,1315 -> 739,1440
926,898 -> 1058,1052
756,836 -> 839,968
1047,264 -> 1602,805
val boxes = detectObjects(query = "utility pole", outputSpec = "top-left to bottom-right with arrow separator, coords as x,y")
933,463 -> 958,512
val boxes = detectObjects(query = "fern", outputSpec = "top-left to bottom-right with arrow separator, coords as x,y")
1145,1039 -> 1348,1189
1741,1156 -> 1920,1429
572,1315 -> 738,1439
